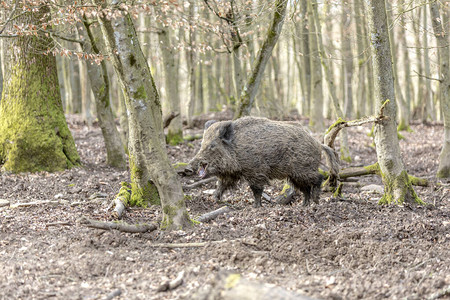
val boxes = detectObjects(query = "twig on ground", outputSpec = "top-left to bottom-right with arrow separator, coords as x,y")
78,217 -> 157,233
427,285 -> 450,300
156,271 -> 185,292
148,239 -> 232,248
10,200 -> 67,208
45,222 -> 72,227
196,206 -> 232,223
183,177 -> 217,190
105,289 -> 122,300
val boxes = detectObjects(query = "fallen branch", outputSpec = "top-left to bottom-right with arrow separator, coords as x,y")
163,112 -> 180,129
324,100 -> 390,148
10,200 -> 68,208
183,177 -> 217,190
45,222 -> 72,227
275,184 -> 295,205
112,182 -> 131,219
105,289 -> 122,300
78,217 -> 157,233
148,239 -> 231,248
196,206 -> 232,223
337,163 -> 429,186
156,271 -> 185,292
427,285 -> 450,300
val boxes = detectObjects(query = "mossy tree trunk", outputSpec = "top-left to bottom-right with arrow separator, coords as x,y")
364,0 -> 423,205
430,1 -> 450,178
158,27 -> 183,145
96,0 -> 191,229
79,18 -> 127,169
0,5 -> 80,173
234,0 -> 288,119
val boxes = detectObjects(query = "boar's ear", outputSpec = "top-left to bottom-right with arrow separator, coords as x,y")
219,121 -> 234,145
204,120 -> 217,130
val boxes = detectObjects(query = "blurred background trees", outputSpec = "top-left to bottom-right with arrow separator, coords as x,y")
0,0 -> 448,177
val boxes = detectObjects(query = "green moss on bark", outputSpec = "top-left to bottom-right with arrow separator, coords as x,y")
129,157 -> 160,207
166,129 -> 184,146
378,170 -> 425,205
0,59 -> 80,172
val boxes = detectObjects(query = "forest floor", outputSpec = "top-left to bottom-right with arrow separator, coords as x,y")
0,114 -> 449,300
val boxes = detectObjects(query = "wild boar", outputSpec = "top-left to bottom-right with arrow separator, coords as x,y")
188,116 -> 339,207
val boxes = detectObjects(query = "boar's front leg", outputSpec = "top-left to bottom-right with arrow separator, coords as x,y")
250,185 -> 264,208
213,177 -> 235,203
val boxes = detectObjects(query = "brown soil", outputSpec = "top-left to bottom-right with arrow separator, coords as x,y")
1,115 -> 449,300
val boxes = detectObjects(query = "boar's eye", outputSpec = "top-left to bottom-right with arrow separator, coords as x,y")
208,142 -> 217,150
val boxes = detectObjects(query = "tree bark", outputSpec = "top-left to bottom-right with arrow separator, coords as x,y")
311,0 -> 351,161
0,4 -> 80,173
430,1 -> 450,178
364,0 -> 423,205
79,19 -> 127,169
308,0 -> 324,132
158,27 -> 183,145
96,0 -> 192,229
234,0 -> 288,119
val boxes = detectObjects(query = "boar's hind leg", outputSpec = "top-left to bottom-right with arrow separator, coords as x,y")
290,174 -> 323,206
250,185 -> 264,208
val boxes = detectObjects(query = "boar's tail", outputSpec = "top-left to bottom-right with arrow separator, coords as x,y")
321,145 -> 340,178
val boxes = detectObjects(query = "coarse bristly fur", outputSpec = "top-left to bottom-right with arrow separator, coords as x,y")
188,116 -> 340,207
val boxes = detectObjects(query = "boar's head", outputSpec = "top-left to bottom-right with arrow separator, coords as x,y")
188,120 -> 239,178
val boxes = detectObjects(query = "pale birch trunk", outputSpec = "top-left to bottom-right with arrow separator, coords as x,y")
96,0 -> 191,229
234,0 -> 288,119
430,1 -> 450,178
364,0 -> 423,205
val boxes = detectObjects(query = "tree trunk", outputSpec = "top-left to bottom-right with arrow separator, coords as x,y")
422,5 -> 434,121
430,1 -> 450,178
299,0 -> 311,116
354,0 -> 366,118
397,0 -> 413,130
308,0 -> 324,132
158,28 -> 183,145
186,0 -> 196,127
96,1 -> 191,229
79,19 -> 127,169
0,5 -> 80,173
364,0 -> 422,205
386,2 -> 410,131
234,0 -> 288,119
311,0 -> 351,161
342,4 -> 354,119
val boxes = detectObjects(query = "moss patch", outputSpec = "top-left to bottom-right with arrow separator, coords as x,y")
378,170 -> 425,205
0,55 -> 80,172
166,129 -> 184,146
